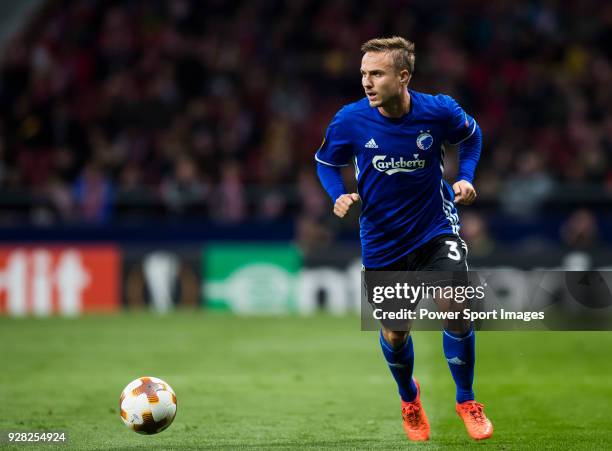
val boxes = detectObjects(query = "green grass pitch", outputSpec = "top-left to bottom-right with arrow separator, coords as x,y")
1,313 -> 611,450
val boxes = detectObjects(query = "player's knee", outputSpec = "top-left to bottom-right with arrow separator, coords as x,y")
382,329 -> 409,349
444,318 -> 471,335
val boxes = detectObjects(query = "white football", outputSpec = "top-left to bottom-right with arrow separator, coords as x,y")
119,376 -> 177,434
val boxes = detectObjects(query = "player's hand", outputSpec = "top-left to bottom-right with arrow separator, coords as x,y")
452,180 -> 477,205
334,193 -> 360,218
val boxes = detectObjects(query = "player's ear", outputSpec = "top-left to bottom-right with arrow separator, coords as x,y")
400,69 -> 411,86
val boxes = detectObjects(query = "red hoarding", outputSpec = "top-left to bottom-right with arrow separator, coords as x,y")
0,246 -> 120,316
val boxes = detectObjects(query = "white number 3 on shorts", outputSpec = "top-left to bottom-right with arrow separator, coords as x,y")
445,240 -> 461,261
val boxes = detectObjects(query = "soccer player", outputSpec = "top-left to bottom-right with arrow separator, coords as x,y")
315,37 -> 493,441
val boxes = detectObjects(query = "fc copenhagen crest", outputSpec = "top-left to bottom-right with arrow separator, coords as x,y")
416,131 -> 433,150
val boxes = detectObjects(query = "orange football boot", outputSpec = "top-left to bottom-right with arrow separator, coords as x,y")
456,401 -> 494,440
400,379 -> 430,441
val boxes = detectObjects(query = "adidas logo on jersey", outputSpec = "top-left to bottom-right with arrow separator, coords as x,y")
365,138 -> 378,148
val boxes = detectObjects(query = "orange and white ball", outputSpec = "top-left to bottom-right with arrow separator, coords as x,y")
119,377 -> 177,434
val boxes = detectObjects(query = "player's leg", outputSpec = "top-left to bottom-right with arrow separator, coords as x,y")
364,259 -> 429,441
442,327 -> 475,402
420,235 -> 476,401
366,261 -> 419,403
421,234 -> 493,440
444,327 -> 492,440
380,325 -> 430,441
379,327 -> 417,402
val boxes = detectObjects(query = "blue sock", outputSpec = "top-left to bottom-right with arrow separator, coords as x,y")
379,330 -> 418,402
443,328 -> 475,403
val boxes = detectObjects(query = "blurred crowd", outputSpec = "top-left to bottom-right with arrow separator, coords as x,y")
0,0 -> 610,248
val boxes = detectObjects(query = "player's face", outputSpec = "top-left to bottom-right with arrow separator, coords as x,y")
361,52 -> 408,107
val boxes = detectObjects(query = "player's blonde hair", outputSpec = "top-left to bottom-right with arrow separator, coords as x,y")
360,36 -> 415,74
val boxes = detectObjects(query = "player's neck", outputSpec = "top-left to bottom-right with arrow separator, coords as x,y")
378,89 -> 411,118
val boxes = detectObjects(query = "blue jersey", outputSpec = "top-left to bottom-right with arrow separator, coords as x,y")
315,90 -> 478,268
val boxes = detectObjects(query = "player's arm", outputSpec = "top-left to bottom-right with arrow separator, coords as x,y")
443,95 -> 482,205
315,108 -> 359,218
453,124 -> 482,205
316,163 -> 360,218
